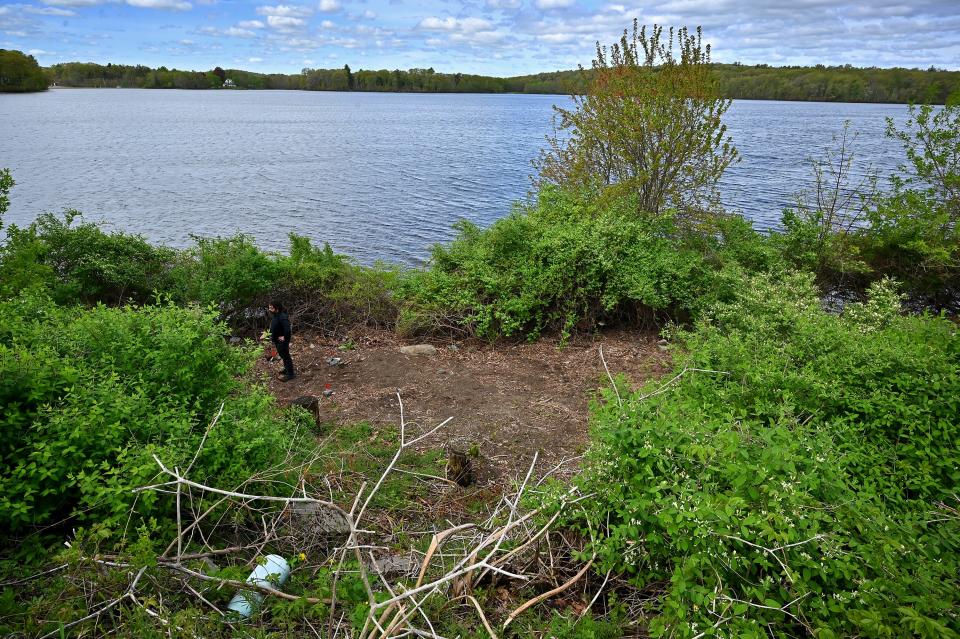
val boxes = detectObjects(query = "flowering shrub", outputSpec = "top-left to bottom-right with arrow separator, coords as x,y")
570,272 -> 960,637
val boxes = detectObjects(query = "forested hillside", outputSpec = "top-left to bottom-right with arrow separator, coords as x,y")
45,60 -> 960,103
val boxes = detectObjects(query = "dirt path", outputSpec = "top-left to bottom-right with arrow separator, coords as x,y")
260,329 -> 671,484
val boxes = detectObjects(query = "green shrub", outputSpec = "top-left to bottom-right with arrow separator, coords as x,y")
772,104 -> 960,302
400,188 -> 770,340
0,212 -> 175,304
0,292 -> 307,537
568,271 -> 960,637
0,168 -> 12,228
272,234 -> 402,331
169,234 -> 280,319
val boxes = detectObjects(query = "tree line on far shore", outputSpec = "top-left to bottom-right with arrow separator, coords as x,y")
36,57 -> 960,104
0,49 -> 47,92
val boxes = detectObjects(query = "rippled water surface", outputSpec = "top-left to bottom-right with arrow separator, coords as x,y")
1,89 -> 909,264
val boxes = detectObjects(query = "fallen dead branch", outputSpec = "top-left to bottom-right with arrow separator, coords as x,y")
43,393 -> 602,638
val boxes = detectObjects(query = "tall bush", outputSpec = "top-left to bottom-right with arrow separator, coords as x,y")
536,21 -> 738,218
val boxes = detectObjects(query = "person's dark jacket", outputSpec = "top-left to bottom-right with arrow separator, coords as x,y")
270,311 -> 292,345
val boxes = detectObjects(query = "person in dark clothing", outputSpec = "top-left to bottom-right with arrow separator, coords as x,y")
268,302 -> 295,381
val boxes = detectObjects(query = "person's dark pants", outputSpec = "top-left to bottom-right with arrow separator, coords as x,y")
275,340 -> 295,378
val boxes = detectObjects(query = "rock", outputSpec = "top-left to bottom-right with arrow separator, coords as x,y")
326,356 -> 343,367
229,336 -> 243,346
364,553 -> 420,579
287,396 -> 320,421
400,344 -> 437,356
447,344 -> 459,352
286,502 -> 351,547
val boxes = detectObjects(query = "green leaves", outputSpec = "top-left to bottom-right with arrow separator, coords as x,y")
0,293 -> 305,537
568,274 -> 960,637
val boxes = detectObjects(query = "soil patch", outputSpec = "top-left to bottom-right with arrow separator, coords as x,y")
260,330 -> 671,484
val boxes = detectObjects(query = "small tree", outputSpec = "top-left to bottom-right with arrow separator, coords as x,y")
536,22 -> 738,218
885,96 -> 960,227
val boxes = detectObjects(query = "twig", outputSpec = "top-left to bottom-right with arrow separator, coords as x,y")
165,563 -> 331,605
38,566 -> 147,639
598,346 -> 622,407
576,568 -> 612,622
503,555 -> 596,629
0,563 -> 68,586
463,595 -> 499,639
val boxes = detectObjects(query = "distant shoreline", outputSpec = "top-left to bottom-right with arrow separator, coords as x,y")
43,61 -> 960,105
37,85 -> 929,107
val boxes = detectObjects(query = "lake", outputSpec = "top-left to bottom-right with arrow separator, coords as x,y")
0,89 -> 910,265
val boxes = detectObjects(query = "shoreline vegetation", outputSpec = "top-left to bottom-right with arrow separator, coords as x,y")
3,46 -> 960,103
2,23 -> 959,639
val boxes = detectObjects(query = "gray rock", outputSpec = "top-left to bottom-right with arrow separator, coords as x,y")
229,336 -> 243,346
364,553 -> 421,579
326,356 -> 343,366
400,344 -> 438,356
286,502 -> 351,546
447,344 -> 459,352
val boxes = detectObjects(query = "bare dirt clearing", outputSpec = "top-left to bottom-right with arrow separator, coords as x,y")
261,330 -> 670,485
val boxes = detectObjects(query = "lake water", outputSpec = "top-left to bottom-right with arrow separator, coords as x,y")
0,89 -> 910,265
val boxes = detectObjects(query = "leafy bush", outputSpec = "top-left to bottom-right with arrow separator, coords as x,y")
773,104 -> 959,303
273,234 -> 402,332
169,233 -> 281,320
0,212 -> 176,304
0,168 -> 12,228
568,271 -> 960,637
0,211 -> 401,333
400,188 -> 774,340
0,292 -> 308,537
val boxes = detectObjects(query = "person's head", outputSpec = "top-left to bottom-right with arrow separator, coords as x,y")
268,301 -> 284,314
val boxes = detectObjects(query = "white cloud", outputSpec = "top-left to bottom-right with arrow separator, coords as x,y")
318,0 -> 339,11
538,32 -> 575,42
27,47 -> 49,54
39,0 -> 103,7
199,25 -> 257,37
25,6 -> 78,15
256,4 -> 311,17
363,9 -> 376,18
536,0 -> 574,8
237,19 -> 264,28
418,16 -> 493,32
266,14 -> 306,30
320,19 -> 334,27
248,56 -> 263,62
127,0 -> 192,10
450,30 -> 507,44
487,0 -> 521,7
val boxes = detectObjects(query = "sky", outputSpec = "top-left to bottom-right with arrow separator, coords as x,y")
2,0 -> 959,76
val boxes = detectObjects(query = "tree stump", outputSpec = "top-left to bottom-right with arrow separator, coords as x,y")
287,395 -> 320,422
445,447 -> 474,487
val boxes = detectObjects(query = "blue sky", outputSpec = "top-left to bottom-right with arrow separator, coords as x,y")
2,0 -> 959,75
